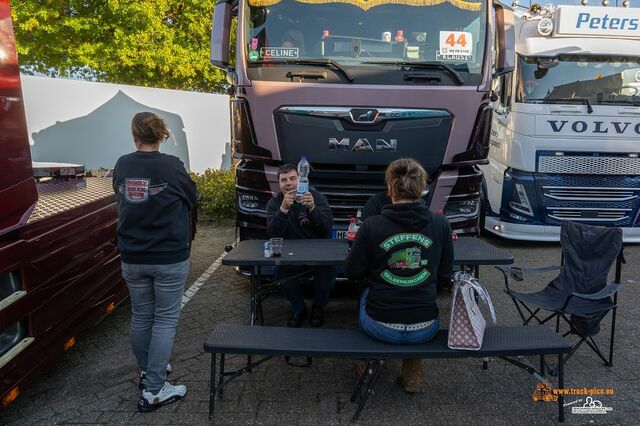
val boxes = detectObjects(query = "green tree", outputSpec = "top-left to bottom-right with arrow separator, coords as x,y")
10,0 -> 229,93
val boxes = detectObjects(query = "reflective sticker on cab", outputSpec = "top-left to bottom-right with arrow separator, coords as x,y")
437,31 -> 473,62
260,47 -> 299,60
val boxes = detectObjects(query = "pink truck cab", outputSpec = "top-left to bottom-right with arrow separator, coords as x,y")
211,0 -> 514,240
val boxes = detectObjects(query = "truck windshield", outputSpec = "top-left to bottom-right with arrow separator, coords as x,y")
517,56 -> 640,106
245,0 -> 486,75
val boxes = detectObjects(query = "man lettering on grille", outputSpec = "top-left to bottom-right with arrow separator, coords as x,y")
266,164 -> 335,327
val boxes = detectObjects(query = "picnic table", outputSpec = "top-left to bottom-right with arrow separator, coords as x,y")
223,236 -> 514,326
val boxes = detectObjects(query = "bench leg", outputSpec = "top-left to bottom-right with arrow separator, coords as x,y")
352,360 -> 385,421
558,353 -> 565,423
209,353 -> 217,420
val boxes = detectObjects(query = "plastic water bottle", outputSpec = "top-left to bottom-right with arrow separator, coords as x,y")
355,209 -> 362,227
347,217 -> 358,250
296,156 -> 310,197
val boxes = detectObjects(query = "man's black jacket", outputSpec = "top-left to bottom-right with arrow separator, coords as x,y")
266,189 -> 333,239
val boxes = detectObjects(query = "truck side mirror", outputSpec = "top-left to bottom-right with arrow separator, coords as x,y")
493,0 -> 515,78
211,1 -> 234,71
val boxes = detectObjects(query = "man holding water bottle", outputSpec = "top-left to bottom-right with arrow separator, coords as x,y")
266,162 -> 335,327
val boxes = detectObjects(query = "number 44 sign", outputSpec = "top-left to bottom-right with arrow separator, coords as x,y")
439,31 -> 473,59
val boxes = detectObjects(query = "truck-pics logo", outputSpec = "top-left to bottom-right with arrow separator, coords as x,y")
547,120 -> 640,135
329,138 -> 397,152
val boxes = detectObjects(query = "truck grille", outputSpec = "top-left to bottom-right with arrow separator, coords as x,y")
546,207 -> 631,223
310,164 -> 386,225
542,186 -> 640,202
536,174 -> 640,227
538,153 -> 640,175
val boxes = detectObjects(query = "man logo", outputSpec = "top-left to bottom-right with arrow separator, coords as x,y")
349,108 -> 379,124
329,138 -> 397,152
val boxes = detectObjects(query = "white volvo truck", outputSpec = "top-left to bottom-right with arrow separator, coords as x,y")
481,3 -> 640,241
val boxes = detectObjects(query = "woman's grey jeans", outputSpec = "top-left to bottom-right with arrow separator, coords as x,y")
121,259 -> 189,393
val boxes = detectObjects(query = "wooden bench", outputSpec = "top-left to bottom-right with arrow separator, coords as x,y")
204,324 -> 571,422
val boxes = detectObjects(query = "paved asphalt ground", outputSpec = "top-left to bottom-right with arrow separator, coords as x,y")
3,223 -> 639,425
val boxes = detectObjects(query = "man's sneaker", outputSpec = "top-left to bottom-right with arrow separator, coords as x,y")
138,363 -> 172,390
138,382 -> 187,412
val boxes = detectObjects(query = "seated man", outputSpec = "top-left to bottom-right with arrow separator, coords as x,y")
266,164 -> 335,327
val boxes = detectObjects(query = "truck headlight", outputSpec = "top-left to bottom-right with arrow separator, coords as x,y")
509,183 -> 534,216
537,18 -> 554,36
444,199 -> 480,219
239,194 -> 259,209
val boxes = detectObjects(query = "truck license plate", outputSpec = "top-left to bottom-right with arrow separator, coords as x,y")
332,230 -> 347,240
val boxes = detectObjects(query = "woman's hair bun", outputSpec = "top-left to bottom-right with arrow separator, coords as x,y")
131,112 -> 169,144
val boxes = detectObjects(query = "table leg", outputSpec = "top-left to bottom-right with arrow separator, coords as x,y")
218,354 -> 226,398
247,266 -> 260,370
208,353 -> 216,420
250,266 -> 258,326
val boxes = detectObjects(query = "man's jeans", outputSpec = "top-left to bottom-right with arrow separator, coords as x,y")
275,266 -> 336,314
359,289 -> 439,344
121,259 -> 189,393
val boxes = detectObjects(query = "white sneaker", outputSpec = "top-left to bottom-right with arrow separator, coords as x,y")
138,382 -> 187,412
138,363 -> 172,390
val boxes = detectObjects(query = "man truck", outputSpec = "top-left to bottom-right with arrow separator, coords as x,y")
211,0 -> 515,239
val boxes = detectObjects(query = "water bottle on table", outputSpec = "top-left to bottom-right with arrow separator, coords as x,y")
347,217 -> 358,250
296,156 -> 310,198
355,209 -> 362,227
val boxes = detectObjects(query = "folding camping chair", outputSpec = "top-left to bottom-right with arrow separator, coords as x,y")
497,222 -> 624,375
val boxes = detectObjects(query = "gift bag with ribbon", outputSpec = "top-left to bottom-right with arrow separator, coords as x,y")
447,271 -> 497,350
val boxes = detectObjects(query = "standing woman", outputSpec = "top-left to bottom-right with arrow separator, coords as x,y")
344,158 -> 453,393
113,112 -> 197,412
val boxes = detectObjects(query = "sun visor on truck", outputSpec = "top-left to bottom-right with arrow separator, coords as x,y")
247,0 -> 483,12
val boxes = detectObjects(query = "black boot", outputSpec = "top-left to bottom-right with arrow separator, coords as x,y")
310,304 -> 325,327
287,306 -> 308,328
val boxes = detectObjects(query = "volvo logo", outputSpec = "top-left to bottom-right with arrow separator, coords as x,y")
548,120 -> 640,135
329,138 -> 397,152
349,108 -> 379,124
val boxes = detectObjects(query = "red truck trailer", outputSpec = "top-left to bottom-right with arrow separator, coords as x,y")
0,0 -> 126,409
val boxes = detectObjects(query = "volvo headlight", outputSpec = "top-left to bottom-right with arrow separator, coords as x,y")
509,183 -> 534,217
537,18 -> 554,36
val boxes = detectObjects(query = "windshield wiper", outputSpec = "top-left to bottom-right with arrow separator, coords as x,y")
265,59 -> 354,82
363,61 -> 464,85
526,97 -> 593,114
